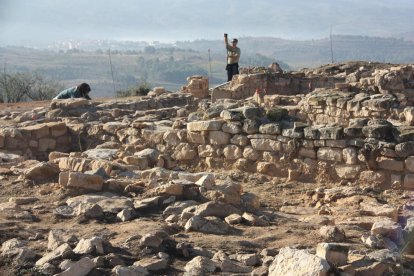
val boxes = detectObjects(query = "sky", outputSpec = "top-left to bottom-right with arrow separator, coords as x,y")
1,0 -> 414,47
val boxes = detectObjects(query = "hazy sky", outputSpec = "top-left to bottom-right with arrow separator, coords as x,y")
1,0 -> 414,46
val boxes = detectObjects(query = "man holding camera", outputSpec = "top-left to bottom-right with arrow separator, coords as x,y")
224,33 -> 241,82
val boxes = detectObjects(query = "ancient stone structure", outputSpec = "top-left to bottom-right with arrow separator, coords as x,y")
1,62 -> 414,275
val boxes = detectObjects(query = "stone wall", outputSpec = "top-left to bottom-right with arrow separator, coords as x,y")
211,72 -> 343,102
0,122 -> 71,161
0,93 -> 195,161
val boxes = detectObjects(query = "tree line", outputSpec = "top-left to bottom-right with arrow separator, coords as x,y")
0,72 -> 63,103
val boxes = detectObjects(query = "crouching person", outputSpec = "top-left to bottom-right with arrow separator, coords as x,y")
54,83 -> 91,100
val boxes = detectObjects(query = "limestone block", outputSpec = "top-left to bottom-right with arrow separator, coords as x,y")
242,119 -> 260,134
259,123 -> 281,135
316,243 -> 348,267
317,147 -> 342,162
35,243 -> 73,266
395,141 -> 414,157
187,131 -> 206,144
343,148 -> 358,165
377,157 -> 404,172
60,257 -> 96,276
359,171 -> 389,189
243,146 -> 261,161
163,131 -> 180,146
187,120 -> 223,131
208,131 -> 230,145
123,156 -> 148,169
47,122 -> 67,137
403,174 -> 414,189
405,156 -> 414,172
250,139 -> 281,152
38,138 -> 56,151
67,172 -> 104,191
360,202 -> 398,221
335,165 -> 361,179
59,171 -> 70,188
223,145 -> 242,160
184,256 -> 216,275
268,247 -> 330,276
222,122 -> 242,134
172,143 -> 197,160
256,162 -> 277,175
198,145 -> 215,157
299,148 -> 316,159
20,123 -> 49,139
371,220 -> 403,244
24,161 -> 60,183
325,140 -> 347,148
319,127 -> 344,140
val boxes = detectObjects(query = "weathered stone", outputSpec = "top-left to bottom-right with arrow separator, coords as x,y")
187,120 -> 223,131
73,237 -> 105,255
335,165 -> 361,179
403,174 -> 414,189
184,130 -> 204,144
75,202 -> 104,218
152,183 -> 184,197
225,214 -> 243,225
185,215 -> 232,235
203,182 -> 242,205
243,119 -> 260,134
35,243 -> 73,266
230,134 -> 248,146
371,220 -> 403,244
60,257 -> 96,276
319,127 -> 344,139
319,226 -> 346,242
134,257 -> 168,271
342,147 -> 358,164
223,145 -> 242,160
268,247 -> 330,276
112,265 -> 149,276
222,122 -> 242,134
243,146 -> 261,160
83,148 -> 118,160
67,172 -> 104,191
184,256 -> 216,276
194,201 -> 241,219
316,243 -> 348,267
208,131 -> 230,145
377,157 -> 404,172
317,147 -> 342,162
195,174 -> 215,189
259,123 -> 281,135
24,161 -> 59,183
172,143 -> 197,160
251,139 -> 281,152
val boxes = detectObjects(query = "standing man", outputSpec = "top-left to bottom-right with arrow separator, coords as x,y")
224,33 -> 241,82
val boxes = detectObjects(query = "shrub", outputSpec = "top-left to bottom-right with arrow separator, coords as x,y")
116,82 -> 152,97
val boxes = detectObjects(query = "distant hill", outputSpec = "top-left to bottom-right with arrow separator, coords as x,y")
1,35 -> 414,98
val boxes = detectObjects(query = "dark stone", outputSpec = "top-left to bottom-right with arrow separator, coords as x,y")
304,127 -> 320,139
344,127 -> 363,138
319,127 -> 344,140
266,108 -> 288,122
362,124 -> 392,140
392,126 -> 414,143
395,141 -> 414,157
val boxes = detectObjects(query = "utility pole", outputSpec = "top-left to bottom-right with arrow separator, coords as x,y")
208,49 -> 212,85
108,48 -> 116,94
330,24 -> 334,64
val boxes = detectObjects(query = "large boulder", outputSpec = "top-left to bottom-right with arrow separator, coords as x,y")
24,161 -> 60,183
268,247 -> 330,276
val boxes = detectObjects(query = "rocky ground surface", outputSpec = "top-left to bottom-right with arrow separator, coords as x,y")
1,63 -> 414,275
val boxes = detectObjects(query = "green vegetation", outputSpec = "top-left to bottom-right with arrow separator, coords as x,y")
0,72 -> 63,103
116,81 -> 152,97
